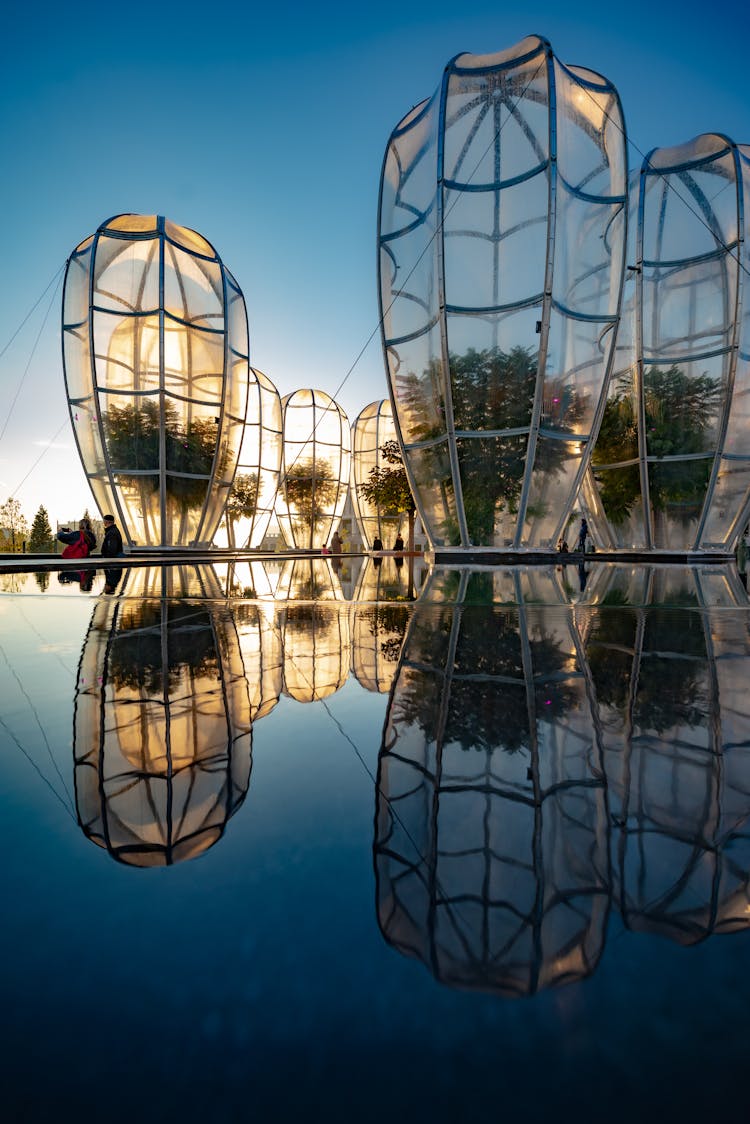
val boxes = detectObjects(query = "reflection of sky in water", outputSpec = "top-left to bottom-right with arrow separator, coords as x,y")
1,561 -> 750,1119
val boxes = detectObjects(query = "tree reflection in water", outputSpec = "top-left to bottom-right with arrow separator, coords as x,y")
73,571 -> 252,866
376,565 -> 750,995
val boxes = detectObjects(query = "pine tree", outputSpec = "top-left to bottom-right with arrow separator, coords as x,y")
29,504 -> 54,553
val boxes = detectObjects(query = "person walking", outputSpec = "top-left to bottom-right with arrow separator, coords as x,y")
577,517 -> 588,554
101,514 -> 124,557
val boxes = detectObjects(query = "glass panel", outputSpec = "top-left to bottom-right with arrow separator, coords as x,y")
590,464 -> 646,546
93,236 -> 160,313
556,63 -> 626,198
642,257 -> 736,364
545,312 -> 616,437
525,437 -> 583,546
388,323 -> 445,445
105,214 -> 158,233
455,435 -> 529,545
63,324 -> 92,403
449,341 -> 537,434
700,458 -> 750,547
647,459 -> 709,548
226,273 -> 249,359
94,311 -> 161,393
404,442 -> 457,547
112,472 -> 159,545
164,220 -> 215,258
162,318 -> 225,404
642,146 -> 738,265
100,391 -> 160,472
644,355 -> 724,458
443,173 -> 548,311
444,48 -> 549,186
553,186 -> 625,320
164,241 -> 224,329
62,244 -> 91,328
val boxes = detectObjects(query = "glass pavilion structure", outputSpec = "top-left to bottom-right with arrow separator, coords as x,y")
375,567 -> 609,995
215,367 -> 282,549
275,389 -> 351,550
62,214 -> 249,548
583,135 -> 750,551
378,35 -> 627,551
351,399 -> 404,549
73,567 -> 252,866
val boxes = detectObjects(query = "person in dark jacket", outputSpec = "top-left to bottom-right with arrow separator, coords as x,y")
101,514 -> 124,557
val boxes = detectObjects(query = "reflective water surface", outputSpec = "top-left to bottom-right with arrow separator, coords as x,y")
2,559 -> 749,1121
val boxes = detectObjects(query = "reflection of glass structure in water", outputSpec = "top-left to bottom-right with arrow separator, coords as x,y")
235,602 -> 283,722
73,573 -> 252,866
351,400 -> 403,549
214,368 -> 283,549
375,563 -> 750,994
378,36 -> 627,550
585,137 -> 750,551
62,214 -> 248,548
276,389 -> 351,550
584,565 -> 750,942
375,568 -> 610,996
351,557 -> 418,692
276,560 -> 350,702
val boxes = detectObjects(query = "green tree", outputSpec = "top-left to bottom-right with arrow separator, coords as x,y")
357,440 -> 417,552
29,504 -> 54,553
282,459 -> 339,541
396,345 -> 584,543
225,472 -> 259,546
0,497 -> 29,552
592,365 -> 722,526
102,400 -> 223,510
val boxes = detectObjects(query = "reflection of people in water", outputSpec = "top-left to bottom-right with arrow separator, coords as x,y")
578,562 -> 588,592
103,567 -> 124,595
58,569 -> 95,592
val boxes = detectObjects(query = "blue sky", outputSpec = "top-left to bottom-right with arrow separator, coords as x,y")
1,0 -> 748,525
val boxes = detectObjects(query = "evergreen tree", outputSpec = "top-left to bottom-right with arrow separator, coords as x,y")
29,504 -> 54,553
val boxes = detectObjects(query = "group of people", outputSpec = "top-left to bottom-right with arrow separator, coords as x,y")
322,532 -> 406,555
372,535 -> 404,552
57,514 -> 123,558
557,518 -> 590,555
56,514 -> 124,594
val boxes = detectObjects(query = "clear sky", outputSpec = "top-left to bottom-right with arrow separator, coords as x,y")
1,0 -> 748,527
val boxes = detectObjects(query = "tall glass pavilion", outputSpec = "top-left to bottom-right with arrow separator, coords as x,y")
214,367 -> 282,549
351,399 -> 404,549
275,389 -> 351,550
583,135 -> 750,551
62,214 -> 249,548
378,35 -> 627,550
